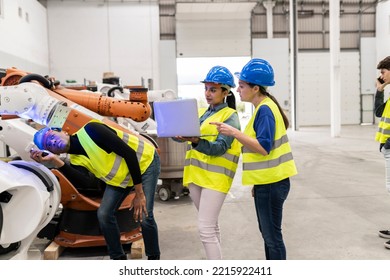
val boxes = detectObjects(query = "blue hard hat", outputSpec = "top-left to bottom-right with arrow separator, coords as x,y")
201,66 -> 236,88
235,58 -> 275,87
34,127 -> 51,150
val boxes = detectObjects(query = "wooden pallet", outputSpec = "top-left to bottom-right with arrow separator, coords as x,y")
43,242 -> 65,260
129,239 -> 144,259
43,239 -> 144,260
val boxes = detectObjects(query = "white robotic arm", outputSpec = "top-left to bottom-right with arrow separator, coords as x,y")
0,83 -> 62,259
0,119 -> 40,160
0,82 -> 63,126
0,160 -> 61,260
0,82 -> 69,160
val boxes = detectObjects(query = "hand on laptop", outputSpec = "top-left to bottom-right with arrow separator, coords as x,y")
173,136 -> 200,144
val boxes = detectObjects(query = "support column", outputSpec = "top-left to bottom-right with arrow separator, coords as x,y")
263,0 -> 275,38
329,1 -> 341,137
289,0 -> 298,131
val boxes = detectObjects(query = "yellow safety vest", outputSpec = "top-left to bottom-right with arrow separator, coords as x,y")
242,97 -> 297,185
183,107 -> 241,193
376,99 -> 390,143
69,120 -> 155,188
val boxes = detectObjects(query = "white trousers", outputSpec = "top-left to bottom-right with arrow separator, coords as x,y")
189,183 -> 227,260
381,146 -> 390,193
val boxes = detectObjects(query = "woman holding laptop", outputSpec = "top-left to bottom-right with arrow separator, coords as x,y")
173,65 -> 241,260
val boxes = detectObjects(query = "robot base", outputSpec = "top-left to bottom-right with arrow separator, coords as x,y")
53,207 -> 142,248
54,228 -> 142,248
38,169 -> 143,250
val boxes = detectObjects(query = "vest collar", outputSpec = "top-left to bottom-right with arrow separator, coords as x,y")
68,134 -> 87,156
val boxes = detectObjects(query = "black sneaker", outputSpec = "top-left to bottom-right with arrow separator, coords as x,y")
385,240 -> 390,249
379,230 -> 390,239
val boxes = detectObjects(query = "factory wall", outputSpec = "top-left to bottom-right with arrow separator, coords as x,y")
45,1 -> 160,88
0,0 -> 49,74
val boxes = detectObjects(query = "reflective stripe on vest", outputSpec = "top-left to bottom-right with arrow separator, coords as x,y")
243,151 -> 294,170
104,133 -> 145,187
242,134 -> 292,170
184,146 -> 239,179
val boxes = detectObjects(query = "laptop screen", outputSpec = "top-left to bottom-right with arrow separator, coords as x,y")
153,98 -> 201,137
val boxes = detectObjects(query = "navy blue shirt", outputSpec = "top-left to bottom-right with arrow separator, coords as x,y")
253,105 -> 275,154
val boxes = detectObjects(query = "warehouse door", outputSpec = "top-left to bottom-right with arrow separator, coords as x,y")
175,2 -> 256,58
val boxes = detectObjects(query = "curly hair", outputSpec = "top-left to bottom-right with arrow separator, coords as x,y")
377,56 -> 390,70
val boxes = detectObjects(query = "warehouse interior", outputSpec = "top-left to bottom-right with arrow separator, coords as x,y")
1,0 -> 390,261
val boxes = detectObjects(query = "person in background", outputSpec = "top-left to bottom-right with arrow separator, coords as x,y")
374,56 -> 390,248
211,58 -> 298,260
173,66 -> 241,259
31,119 -> 161,260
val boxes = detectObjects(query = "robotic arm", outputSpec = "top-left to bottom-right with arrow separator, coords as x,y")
0,71 -> 159,150
0,67 -> 152,134
0,82 -> 63,126
0,68 -> 155,257
0,160 -> 61,260
0,118 -> 39,161
0,82 -> 63,259
98,84 -> 177,134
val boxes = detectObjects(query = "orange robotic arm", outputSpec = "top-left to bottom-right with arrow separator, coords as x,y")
0,67 -> 151,123
0,67 -> 156,147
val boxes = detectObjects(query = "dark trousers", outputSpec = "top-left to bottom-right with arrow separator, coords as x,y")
253,178 -> 290,260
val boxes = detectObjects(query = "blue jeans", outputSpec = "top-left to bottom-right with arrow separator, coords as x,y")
140,151 -> 161,257
97,184 -> 131,259
253,178 -> 290,260
97,151 -> 161,259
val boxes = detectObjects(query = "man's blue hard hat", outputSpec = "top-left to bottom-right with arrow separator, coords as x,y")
33,127 -> 51,150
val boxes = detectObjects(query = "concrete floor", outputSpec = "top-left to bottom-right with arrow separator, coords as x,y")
28,124 -> 390,260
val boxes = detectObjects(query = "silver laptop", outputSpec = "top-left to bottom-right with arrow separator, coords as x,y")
153,98 -> 201,137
